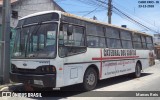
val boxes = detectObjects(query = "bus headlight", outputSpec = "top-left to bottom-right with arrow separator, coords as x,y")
11,64 -> 18,72
36,65 -> 56,74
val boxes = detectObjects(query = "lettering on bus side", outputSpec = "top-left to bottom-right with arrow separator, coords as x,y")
103,49 -> 136,56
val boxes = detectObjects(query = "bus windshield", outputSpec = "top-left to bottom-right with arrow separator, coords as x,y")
12,23 -> 57,59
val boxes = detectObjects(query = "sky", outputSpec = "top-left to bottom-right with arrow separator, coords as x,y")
55,0 -> 160,35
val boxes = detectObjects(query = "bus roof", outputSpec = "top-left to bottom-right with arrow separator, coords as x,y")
19,10 -> 61,20
19,10 -> 151,37
61,12 -> 151,37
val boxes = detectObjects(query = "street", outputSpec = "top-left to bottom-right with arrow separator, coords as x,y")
1,60 -> 160,100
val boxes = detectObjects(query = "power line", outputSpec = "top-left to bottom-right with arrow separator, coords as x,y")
82,1 -> 106,17
68,9 -> 105,14
74,0 -> 107,17
82,7 -> 100,17
57,0 -> 159,34
113,9 -> 150,31
76,0 -> 107,8
112,6 -> 160,34
57,2 -> 95,8
91,0 -> 159,34
112,0 -> 159,29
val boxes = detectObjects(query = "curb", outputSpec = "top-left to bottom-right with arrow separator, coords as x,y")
0,83 -> 22,91
0,87 -> 9,91
0,84 -> 11,91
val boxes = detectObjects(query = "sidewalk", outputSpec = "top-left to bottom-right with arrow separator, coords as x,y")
0,82 -> 20,91
155,59 -> 160,64
155,59 -> 159,61
0,83 -> 12,90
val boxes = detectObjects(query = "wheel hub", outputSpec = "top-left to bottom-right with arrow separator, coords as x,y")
87,73 -> 95,86
136,65 -> 141,76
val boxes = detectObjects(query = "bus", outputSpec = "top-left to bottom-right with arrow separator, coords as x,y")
10,11 -> 155,91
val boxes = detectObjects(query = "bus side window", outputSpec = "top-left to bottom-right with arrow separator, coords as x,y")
87,36 -> 99,47
72,26 -> 85,46
146,36 -> 153,49
86,23 -> 106,48
120,30 -> 133,49
106,27 -> 121,49
141,35 -> 147,49
59,24 -> 86,57
59,24 -> 64,45
87,40 -> 96,47
133,33 -> 142,49
63,25 -> 85,46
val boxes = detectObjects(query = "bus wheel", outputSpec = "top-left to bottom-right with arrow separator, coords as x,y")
83,68 -> 98,91
134,63 -> 141,78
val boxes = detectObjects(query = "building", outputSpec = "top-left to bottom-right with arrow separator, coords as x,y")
153,34 -> 160,59
0,0 -> 65,27
155,45 -> 160,59
153,34 -> 160,45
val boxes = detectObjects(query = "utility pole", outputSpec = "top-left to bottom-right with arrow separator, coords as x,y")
108,0 -> 112,24
0,0 -> 11,84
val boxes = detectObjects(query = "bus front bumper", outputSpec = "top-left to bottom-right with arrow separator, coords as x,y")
10,72 -> 56,88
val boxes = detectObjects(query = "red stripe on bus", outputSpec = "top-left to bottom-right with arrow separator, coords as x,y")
92,56 -> 139,61
100,49 -> 102,79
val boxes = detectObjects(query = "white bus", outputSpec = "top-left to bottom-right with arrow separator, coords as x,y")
10,11 -> 155,91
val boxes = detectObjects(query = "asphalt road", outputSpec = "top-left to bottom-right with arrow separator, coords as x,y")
1,60 -> 160,100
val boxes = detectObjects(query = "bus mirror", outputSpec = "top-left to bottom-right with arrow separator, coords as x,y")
67,25 -> 73,36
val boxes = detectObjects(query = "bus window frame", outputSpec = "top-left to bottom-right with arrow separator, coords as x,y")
12,21 -> 58,59
58,22 -> 87,58
105,27 -> 122,49
146,36 -> 154,50
132,33 -> 143,49
86,23 -> 107,48
141,35 -> 147,49
120,30 -> 133,49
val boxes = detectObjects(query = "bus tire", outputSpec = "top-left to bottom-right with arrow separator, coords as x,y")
134,63 -> 141,78
83,67 -> 98,91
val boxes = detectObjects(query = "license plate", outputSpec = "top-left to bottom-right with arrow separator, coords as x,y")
34,80 -> 43,85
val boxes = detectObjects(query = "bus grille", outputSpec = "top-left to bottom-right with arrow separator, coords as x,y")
16,68 -> 36,74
